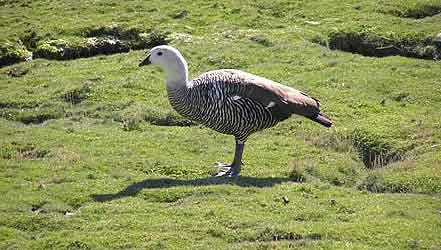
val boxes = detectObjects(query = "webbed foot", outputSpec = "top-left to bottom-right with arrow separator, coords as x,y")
214,162 -> 241,177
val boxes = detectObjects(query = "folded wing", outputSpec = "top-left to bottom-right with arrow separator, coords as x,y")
226,69 -> 332,127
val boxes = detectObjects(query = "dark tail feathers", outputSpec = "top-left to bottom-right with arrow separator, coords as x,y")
312,112 -> 332,127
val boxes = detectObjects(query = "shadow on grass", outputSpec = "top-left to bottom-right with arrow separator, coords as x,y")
91,176 -> 290,202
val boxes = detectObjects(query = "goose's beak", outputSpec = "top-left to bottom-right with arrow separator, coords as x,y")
139,54 -> 151,67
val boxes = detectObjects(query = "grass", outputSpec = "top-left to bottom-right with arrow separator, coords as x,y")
1,0 -> 441,249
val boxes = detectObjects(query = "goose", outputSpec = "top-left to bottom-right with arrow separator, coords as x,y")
139,45 -> 332,177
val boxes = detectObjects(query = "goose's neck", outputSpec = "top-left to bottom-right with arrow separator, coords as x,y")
165,55 -> 189,90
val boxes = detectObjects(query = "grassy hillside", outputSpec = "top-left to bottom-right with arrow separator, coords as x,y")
1,0 -> 441,249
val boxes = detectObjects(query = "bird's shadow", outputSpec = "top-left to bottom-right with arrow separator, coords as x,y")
91,176 -> 290,202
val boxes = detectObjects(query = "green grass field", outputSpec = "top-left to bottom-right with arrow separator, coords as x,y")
1,0 -> 441,249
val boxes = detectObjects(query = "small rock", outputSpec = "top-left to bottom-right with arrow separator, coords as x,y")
330,199 -> 337,206
250,35 -> 272,47
354,4 -> 362,10
31,206 -> 40,213
64,211 -> 75,217
173,10 -> 188,19
304,20 -> 320,25
327,60 -> 339,67
282,196 -> 289,205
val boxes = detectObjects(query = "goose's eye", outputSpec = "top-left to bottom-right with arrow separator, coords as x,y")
157,52 -> 163,56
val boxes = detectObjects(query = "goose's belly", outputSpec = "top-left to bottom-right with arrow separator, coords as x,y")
169,91 -> 278,138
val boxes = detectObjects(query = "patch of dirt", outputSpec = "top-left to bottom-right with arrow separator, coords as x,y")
318,31 -> 441,60
50,146 -> 83,166
254,228 -> 303,242
6,66 -> 29,77
15,108 -> 63,124
1,142 -> 49,160
247,228 -> 323,242
1,105 -> 64,124
250,35 -> 272,47
0,102 -> 45,122
62,82 -> 92,104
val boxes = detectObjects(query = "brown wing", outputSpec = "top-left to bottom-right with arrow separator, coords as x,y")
222,69 -> 325,122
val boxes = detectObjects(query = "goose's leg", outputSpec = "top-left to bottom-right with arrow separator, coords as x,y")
215,140 -> 245,177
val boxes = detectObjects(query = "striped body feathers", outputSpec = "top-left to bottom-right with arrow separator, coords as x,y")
167,69 -> 332,142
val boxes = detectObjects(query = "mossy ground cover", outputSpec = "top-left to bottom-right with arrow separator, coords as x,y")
1,0 -> 441,249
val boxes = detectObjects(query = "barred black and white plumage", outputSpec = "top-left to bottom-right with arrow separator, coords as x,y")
167,70 -> 278,142
139,45 -> 333,177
